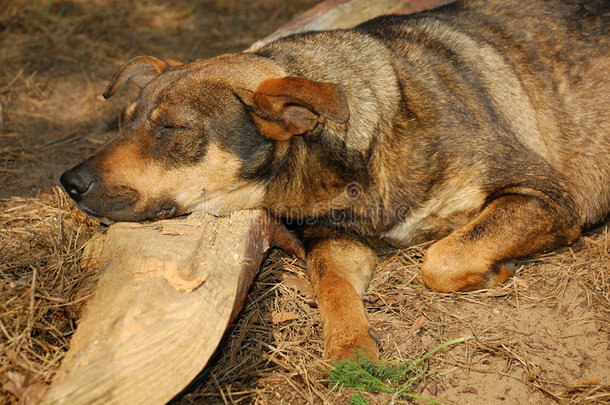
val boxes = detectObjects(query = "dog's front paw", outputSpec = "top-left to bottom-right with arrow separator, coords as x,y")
325,328 -> 380,361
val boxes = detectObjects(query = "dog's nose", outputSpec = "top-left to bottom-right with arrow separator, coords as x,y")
60,164 -> 95,201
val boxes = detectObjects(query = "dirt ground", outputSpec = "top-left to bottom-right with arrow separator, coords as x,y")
1,1 -> 608,404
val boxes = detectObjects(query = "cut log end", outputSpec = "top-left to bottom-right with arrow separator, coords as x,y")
42,210 -> 278,405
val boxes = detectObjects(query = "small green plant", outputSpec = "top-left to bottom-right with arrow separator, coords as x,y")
329,337 -> 466,405
41,0 -> 71,18
29,0 -> 73,22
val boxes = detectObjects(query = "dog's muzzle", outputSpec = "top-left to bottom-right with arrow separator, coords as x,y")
60,161 -> 96,202
60,159 -> 179,222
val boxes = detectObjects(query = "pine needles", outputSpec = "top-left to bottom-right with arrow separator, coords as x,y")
329,337 -> 467,404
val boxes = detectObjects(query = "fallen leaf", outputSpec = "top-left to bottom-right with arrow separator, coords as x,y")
514,278 -> 529,289
3,371 -> 47,405
264,311 -> 300,324
281,274 -> 314,295
409,315 -> 426,333
578,377 -> 600,385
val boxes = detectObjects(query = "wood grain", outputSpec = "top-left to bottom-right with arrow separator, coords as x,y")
42,211 -> 275,405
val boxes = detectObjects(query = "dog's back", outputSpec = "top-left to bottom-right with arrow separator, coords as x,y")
356,0 -> 610,226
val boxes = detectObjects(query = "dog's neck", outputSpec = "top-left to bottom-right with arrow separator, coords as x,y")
261,106 -> 430,235
255,31 -> 437,234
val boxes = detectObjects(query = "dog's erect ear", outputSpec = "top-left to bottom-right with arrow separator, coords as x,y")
238,77 -> 350,141
103,56 -> 183,99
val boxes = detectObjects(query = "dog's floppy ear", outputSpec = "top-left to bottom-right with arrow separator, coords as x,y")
238,77 -> 350,141
103,56 -> 183,99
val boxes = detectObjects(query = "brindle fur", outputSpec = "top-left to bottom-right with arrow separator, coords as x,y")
61,0 -> 609,360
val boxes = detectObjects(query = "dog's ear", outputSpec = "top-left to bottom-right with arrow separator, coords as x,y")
238,77 -> 350,141
103,56 -> 183,99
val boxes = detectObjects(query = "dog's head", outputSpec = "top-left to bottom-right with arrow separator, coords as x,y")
60,54 -> 349,222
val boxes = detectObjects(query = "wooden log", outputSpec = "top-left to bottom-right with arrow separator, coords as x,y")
42,211 -> 279,405
247,0 -> 449,51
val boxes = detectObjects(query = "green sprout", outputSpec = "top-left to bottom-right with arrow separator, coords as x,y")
329,337 -> 467,405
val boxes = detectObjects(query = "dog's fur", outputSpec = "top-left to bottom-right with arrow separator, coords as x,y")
61,0 -> 609,360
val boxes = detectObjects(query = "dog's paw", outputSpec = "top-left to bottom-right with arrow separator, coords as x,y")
421,241 -> 491,292
483,260 -> 517,287
325,328 -> 380,361
272,222 -> 305,260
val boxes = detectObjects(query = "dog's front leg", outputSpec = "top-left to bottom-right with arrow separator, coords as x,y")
305,230 -> 378,360
421,194 -> 581,292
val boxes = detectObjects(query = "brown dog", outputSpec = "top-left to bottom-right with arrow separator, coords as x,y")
61,0 -> 609,360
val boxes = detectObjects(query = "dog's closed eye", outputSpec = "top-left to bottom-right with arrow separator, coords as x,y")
154,124 -> 188,139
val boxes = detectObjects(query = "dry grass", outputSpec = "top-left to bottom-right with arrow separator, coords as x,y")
0,188 -> 100,398
1,1 -> 609,404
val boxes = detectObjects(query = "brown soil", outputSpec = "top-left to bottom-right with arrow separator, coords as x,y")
1,1 -> 608,404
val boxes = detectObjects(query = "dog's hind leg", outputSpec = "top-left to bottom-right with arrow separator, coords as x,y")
421,194 -> 581,292
305,231 -> 378,360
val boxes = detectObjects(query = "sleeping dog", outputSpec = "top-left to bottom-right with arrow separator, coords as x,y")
61,0 -> 609,360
